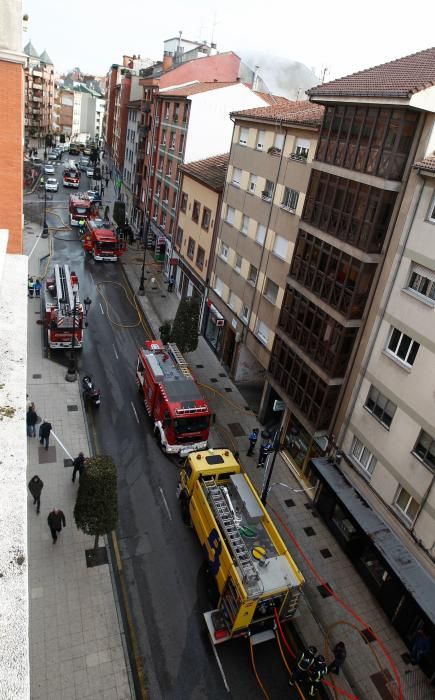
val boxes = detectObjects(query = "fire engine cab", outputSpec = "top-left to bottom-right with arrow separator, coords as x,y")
178,449 -> 304,644
136,340 -> 211,455
63,161 -> 80,188
69,194 -> 97,226
44,264 -> 84,349
83,219 -> 126,261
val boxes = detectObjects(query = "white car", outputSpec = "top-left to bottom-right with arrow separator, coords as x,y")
44,163 -> 55,174
45,177 -> 58,192
86,166 -> 94,177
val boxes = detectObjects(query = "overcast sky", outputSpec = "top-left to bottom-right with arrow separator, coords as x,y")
23,0 -> 435,83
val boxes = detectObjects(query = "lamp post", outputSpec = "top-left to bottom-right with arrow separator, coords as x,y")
41,176 -> 49,238
66,291 -> 78,382
83,295 -> 92,328
260,426 -> 283,505
138,214 -> 151,296
138,109 -> 152,296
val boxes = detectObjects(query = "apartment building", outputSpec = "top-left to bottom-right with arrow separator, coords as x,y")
1,0 -> 25,253
122,100 -> 141,224
23,41 -> 54,148
173,153 -> 228,318
206,101 -> 323,380
146,83 -> 268,275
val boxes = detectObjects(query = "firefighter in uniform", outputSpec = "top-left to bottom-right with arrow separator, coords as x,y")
257,436 -> 273,468
78,218 -> 86,236
307,654 -> 327,696
289,645 -> 317,686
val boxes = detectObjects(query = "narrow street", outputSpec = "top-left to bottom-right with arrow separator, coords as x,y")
24,170 -> 303,700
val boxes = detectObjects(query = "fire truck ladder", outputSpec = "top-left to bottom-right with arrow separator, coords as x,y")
205,480 -> 262,596
54,264 -> 75,322
167,343 -> 191,378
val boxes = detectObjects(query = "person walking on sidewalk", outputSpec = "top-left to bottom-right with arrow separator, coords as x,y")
28,475 -> 44,514
47,508 -> 66,543
105,176 -> 109,188
257,436 -> 273,468
26,405 -> 38,437
101,184 -> 105,198
247,428 -> 259,456
39,419 -> 52,449
328,641 -> 347,675
72,452 -> 86,483
34,279 -> 42,298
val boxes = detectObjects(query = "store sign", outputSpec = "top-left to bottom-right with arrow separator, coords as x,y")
273,400 -> 285,412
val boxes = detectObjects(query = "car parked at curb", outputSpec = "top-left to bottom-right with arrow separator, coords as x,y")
45,177 -> 59,192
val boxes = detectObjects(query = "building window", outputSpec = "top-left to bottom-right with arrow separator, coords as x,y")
256,320 -> 270,345
239,127 -> 249,146
232,167 -> 242,187
175,226 -> 183,247
273,234 -> 288,260
163,186 -> 169,203
169,131 -> 176,150
273,133 -> 285,153
180,192 -> 188,212
241,215 -> 249,235
167,160 -> 172,176
256,130 -> 265,150
407,264 -> 435,303
364,386 -> 396,428
214,276 -> 223,297
192,200 -> 200,223
256,223 -> 266,245
228,292 -> 237,309
264,278 -> 279,304
187,237 -> 195,259
196,246 -> 205,270
386,327 -> 420,368
161,129 -> 167,146
294,137 -> 310,161
413,430 -> 435,471
262,180 -> 274,201
202,207 -> 211,231
165,105 -> 170,120
350,437 -> 377,477
248,174 -> 257,194
240,305 -> 249,323
394,487 -> 419,523
235,254 -> 242,273
183,104 -> 188,123
158,156 -> 164,172
226,206 -> 235,226
281,187 -> 299,212
248,264 -> 258,285
174,102 -> 180,122
219,242 -> 229,261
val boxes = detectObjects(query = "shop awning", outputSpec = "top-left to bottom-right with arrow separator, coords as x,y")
311,458 -> 435,623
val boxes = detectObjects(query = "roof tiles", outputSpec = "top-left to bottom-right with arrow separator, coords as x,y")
161,81 -> 239,98
232,100 -> 324,128
179,153 -> 229,191
413,156 -> 435,173
308,47 -> 435,99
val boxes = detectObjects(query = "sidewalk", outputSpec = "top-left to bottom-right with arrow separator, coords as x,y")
121,249 -> 431,700
25,220 -> 132,700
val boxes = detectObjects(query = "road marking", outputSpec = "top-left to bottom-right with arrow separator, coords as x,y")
159,487 -> 173,521
130,401 -> 139,424
28,232 -> 42,260
113,344 -> 119,360
99,302 -> 105,315
90,272 -> 95,285
211,643 -> 230,693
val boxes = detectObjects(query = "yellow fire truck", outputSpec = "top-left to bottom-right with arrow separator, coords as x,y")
177,448 -> 304,644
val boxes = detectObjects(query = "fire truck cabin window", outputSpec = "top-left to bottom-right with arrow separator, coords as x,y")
173,415 -> 210,434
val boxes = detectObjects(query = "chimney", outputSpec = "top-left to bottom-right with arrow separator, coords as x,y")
163,52 -> 173,72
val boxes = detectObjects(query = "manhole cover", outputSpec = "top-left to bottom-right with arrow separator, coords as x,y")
32,374 -> 42,379
67,405 -> 78,412
227,422 -> 245,437
284,499 -> 295,507
85,547 -> 108,568
303,526 -> 316,537
64,459 -> 73,468
38,446 -> 56,464
320,548 -> 332,559
317,584 -> 332,599
224,388 -> 232,393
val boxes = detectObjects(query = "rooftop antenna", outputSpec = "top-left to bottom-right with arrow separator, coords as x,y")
178,30 -> 182,51
211,11 -> 218,46
320,66 -> 328,84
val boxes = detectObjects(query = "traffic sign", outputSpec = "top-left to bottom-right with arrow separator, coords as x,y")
273,400 -> 285,412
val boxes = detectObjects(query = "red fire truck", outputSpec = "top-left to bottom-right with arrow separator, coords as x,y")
63,161 -> 80,188
44,264 -> 84,349
69,194 -> 97,226
136,340 -> 211,455
83,219 -> 126,261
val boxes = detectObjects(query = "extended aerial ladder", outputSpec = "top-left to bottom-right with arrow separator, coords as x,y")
45,264 -> 83,349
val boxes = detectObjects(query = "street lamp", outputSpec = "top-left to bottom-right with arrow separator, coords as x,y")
41,178 -> 49,238
138,213 -> 151,295
65,291 -> 78,382
83,295 -> 92,328
260,426 -> 284,505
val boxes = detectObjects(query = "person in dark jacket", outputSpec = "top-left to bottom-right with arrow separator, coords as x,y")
307,655 -> 327,696
72,452 -> 86,483
26,405 -> 38,437
257,438 -> 273,468
47,508 -> 66,543
39,419 -> 52,449
328,641 -> 347,675
289,645 -> 317,686
28,475 -> 44,513
247,428 -> 259,456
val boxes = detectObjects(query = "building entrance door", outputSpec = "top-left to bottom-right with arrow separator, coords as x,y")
222,326 -> 236,370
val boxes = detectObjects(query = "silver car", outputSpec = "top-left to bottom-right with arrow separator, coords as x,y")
45,177 -> 58,192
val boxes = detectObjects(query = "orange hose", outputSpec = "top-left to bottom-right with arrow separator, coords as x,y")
249,638 -> 271,700
272,507 -> 403,700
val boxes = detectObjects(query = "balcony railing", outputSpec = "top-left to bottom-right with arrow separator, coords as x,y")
289,152 -> 308,163
261,191 -> 273,202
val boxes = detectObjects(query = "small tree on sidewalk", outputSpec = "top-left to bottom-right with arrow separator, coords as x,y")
165,297 -> 201,353
74,455 -> 118,553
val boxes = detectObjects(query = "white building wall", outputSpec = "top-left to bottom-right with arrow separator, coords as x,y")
184,85 -> 267,163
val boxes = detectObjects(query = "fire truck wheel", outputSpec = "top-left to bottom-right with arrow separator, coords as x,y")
179,491 -> 191,525
154,428 -> 163,449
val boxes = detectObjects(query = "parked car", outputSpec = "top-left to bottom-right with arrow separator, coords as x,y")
86,166 -> 94,177
44,163 -> 55,174
79,158 -> 90,171
45,177 -> 59,192
86,189 -> 100,202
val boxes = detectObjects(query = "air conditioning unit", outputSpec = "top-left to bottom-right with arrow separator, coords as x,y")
216,318 -> 224,327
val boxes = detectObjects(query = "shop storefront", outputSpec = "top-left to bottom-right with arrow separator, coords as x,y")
204,300 -> 225,354
282,413 -> 324,477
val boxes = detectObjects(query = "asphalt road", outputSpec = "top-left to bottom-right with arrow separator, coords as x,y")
24,166 -> 303,700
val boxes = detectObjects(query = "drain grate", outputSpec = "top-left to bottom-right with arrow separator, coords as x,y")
32,374 -> 42,379
224,388 -> 233,393
361,627 -> 376,644
227,422 -> 245,438
320,548 -> 332,559
196,364 -> 204,368
284,499 -> 295,507
67,405 -> 78,412
210,378 -> 218,383
303,526 -> 316,537
38,446 -> 57,464
317,584 -> 332,599
218,373 -> 226,377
